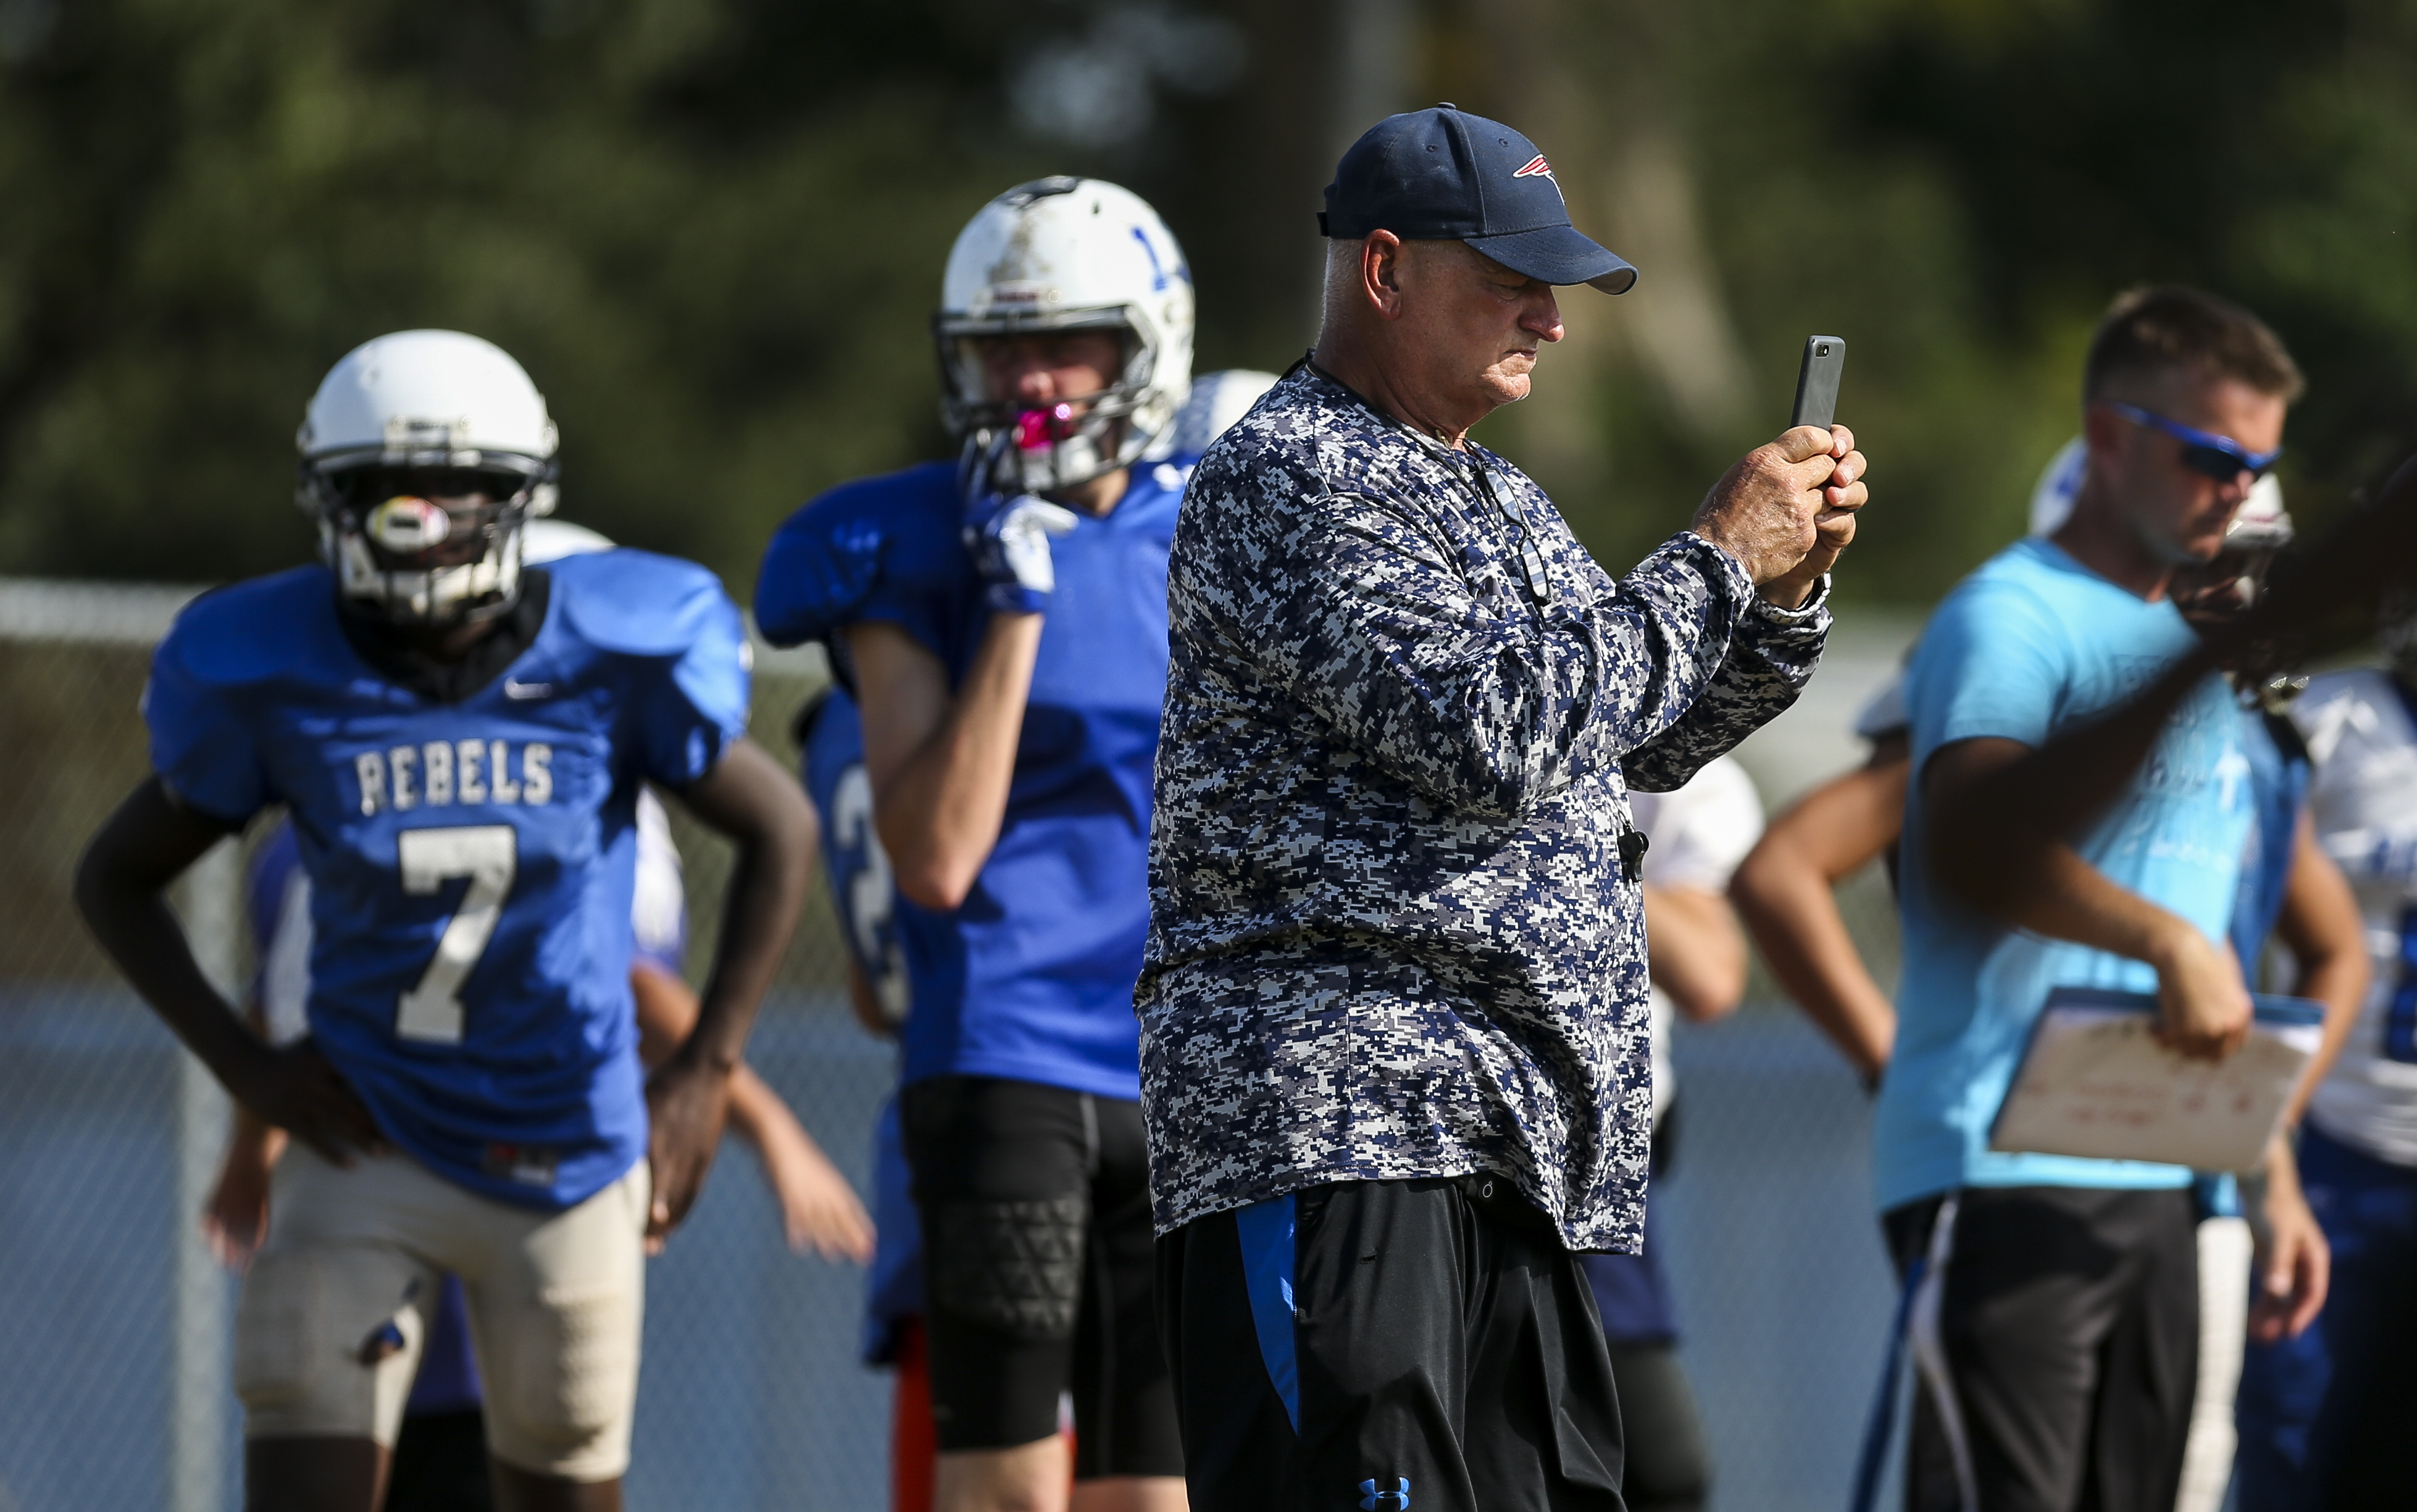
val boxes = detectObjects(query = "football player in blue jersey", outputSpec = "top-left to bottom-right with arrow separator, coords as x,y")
797,364 -> 1274,1512
757,180 -> 1250,1512
74,330 -> 816,1512
799,685 -> 940,1512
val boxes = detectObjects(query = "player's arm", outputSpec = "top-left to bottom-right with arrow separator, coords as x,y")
2271,812 -> 2371,1125
1730,737 -> 1908,1084
628,959 -> 874,1263
75,777 -> 383,1159
201,1000 -> 289,1271
848,613 -> 1042,910
1927,732 -> 2250,1059
2248,1130 -> 2329,1343
1643,885 -> 1749,1024
645,738 -> 817,1242
2242,819 -> 2363,1343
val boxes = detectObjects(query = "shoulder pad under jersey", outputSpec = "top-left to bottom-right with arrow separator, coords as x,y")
1167,369 -> 1280,458
154,566 -> 346,689
553,548 -> 737,659
754,461 -> 959,649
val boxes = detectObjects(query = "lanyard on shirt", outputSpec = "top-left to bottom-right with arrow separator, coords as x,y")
1298,356 -> 1556,609
1464,456 -> 1556,609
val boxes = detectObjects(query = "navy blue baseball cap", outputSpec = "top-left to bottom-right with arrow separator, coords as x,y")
1321,105 -> 1637,295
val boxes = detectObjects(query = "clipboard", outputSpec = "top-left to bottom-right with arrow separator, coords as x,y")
1987,987 -> 2326,1172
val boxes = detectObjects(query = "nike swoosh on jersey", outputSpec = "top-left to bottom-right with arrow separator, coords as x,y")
503,679 -> 554,700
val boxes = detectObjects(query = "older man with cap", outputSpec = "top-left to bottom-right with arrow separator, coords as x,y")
1138,106 -> 1869,1512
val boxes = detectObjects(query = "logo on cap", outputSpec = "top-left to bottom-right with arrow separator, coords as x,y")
1513,155 -> 1555,182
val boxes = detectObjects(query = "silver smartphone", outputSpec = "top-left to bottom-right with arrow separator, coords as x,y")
1790,336 -> 1847,430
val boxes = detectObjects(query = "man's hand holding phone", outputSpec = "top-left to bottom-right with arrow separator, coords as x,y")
1693,427 -> 1866,608
1692,335 -> 1866,609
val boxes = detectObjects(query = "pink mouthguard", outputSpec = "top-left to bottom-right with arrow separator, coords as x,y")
1013,404 -> 1079,451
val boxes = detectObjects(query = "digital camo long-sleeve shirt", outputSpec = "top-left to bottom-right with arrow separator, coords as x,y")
1137,362 -> 1829,1253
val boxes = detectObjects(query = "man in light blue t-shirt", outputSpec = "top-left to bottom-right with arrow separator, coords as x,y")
1878,286 -> 2302,1512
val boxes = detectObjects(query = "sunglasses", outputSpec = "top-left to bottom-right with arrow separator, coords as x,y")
2102,401 -> 2282,483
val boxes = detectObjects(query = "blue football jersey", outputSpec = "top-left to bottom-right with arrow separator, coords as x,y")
800,688 -> 922,1360
801,689 -> 909,1026
758,456 -> 1194,1099
146,550 -> 751,1209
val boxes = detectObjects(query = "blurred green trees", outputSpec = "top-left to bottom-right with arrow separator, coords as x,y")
3,0 -> 2415,606
1455,0 -> 2417,599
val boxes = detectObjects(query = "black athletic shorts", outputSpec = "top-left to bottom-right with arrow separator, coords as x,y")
899,1074 -> 1181,1474
1884,1186 -> 2197,1512
1602,1343 -> 1709,1512
1158,1174 -> 1627,1512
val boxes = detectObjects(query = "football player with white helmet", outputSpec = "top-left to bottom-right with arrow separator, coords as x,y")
2234,590 -> 2417,1508
77,330 -> 817,1512
758,178 -> 1266,1512
790,361 -> 1277,1512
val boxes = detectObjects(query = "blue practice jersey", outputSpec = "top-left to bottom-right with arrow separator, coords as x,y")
801,689 -> 910,1026
147,551 -> 751,1209
801,688 -> 924,1361
758,457 -> 1195,1099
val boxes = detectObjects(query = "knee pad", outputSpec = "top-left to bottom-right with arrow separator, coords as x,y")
929,1196 -> 1087,1340
234,1247 -> 425,1445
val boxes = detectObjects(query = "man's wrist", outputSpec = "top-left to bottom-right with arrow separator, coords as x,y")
664,1032 -> 743,1079
207,1021 -> 277,1100
1675,530 -> 1757,599
1755,572 -> 1831,617
982,583 -> 1049,617
2137,911 -> 2203,976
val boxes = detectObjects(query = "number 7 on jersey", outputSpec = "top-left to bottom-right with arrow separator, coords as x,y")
396,825 -> 517,1043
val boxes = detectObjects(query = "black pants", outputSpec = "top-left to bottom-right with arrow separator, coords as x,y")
900,1074 -> 1182,1476
1158,1174 -> 1627,1512
1603,1343 -> 1709,1512
1884,1187 -> 2198,1512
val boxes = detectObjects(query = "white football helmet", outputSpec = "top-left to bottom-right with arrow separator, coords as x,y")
2028,436 -> 2087,537
935,177 -> 1195,495
1166,369 -> 1279,459
296,330 -> 561,625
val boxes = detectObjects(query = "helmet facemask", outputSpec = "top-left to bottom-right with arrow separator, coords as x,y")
299,457 -> 554,626
936,312 -> 1163,496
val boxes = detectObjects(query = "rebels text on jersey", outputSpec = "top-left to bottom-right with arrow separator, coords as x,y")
144,551 -> 751,1208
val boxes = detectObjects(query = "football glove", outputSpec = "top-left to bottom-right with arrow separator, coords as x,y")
962,493 -> 1081,615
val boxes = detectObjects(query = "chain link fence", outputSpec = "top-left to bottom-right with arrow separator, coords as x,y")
0,578 -> 1921,1512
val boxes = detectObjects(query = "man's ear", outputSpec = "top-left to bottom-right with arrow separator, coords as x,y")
1361,232 -> 1406,321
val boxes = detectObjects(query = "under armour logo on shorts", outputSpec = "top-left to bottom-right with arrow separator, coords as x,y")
1359,1477 -> 1411,1511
